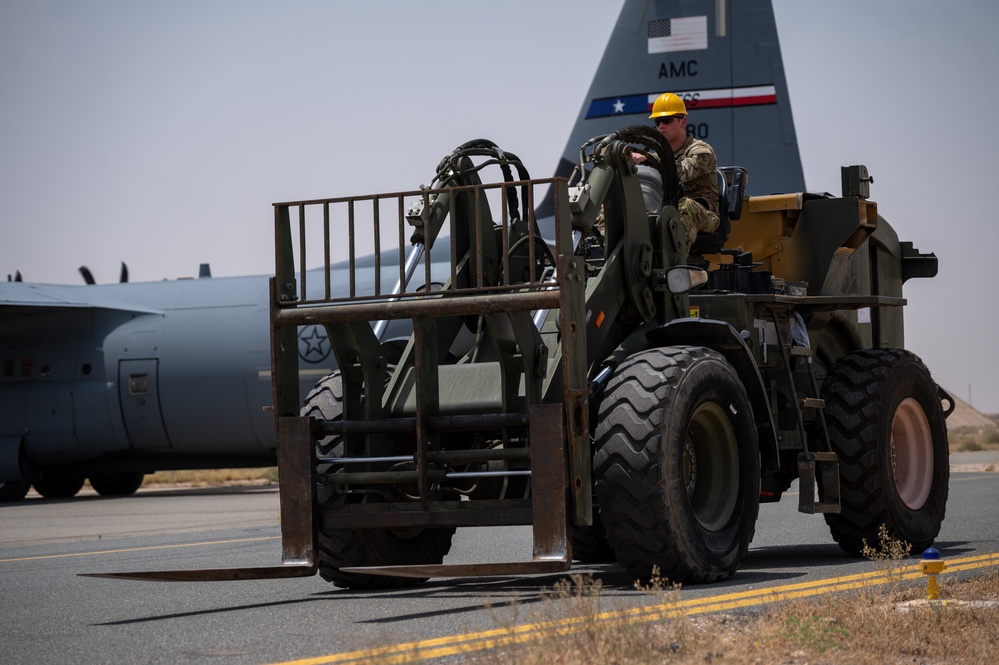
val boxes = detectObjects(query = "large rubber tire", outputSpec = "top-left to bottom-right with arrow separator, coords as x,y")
821,349 -> 949,555
594,346 -> 760,583
570,509 -> 616,563
0,479 -> 31,503
304,371 -> 455,590
0,450 -> 32,503
89,472 -> 145,497
33,475 -> 85,499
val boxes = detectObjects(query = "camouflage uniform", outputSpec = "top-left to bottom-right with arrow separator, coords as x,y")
674,135 -> 719,245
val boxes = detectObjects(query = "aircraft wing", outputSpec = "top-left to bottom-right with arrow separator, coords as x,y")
0,283 -> 164,345
0,282 -> 163,314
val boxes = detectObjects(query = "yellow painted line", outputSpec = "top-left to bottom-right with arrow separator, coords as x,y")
0,536 -> 279,563
271,551 -> 999,665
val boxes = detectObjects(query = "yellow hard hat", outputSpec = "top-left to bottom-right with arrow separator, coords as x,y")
649,92 -> 687,119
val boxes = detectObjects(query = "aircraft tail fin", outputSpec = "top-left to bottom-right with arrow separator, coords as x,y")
539,0 -> 803,219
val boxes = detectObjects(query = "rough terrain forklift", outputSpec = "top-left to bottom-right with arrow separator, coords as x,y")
93,128 -> 949,588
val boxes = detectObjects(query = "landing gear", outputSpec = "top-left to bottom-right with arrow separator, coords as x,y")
33,475 -> 85,499
0,449 -> 31,503
0,480 -> 30,502
89,472 -> 145,497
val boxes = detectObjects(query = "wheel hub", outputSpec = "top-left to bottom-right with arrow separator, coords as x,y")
890,397 -> 934,510
683,438 -> 698,497
683,403 -> 739,531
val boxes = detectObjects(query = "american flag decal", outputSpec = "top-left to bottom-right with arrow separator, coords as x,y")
648,19 -> 672,39
648,16 -> 707,53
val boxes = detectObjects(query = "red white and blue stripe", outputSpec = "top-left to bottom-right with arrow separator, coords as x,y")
585,85 -> 778,119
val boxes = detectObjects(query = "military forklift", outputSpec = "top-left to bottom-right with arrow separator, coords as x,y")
92,128 -> 950,588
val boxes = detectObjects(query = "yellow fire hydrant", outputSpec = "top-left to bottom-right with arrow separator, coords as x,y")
920,547 -> 946,600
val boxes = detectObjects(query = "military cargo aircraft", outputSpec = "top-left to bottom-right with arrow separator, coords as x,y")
1,0 -> 803,501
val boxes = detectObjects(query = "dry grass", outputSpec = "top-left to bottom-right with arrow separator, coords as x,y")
949,425 -> 999,452
460,530 -> 999,665
464,572 -> 999,665
141,467 -> 278,487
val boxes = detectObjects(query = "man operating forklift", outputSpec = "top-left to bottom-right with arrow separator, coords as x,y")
634,92 -> 719,245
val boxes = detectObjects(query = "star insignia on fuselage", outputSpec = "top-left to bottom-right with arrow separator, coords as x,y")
298,325 -> 331,363
613,99 -> 625,113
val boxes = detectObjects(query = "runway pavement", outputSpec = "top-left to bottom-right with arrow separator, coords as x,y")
2,457 -> 997,664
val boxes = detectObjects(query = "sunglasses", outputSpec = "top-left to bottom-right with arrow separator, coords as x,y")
654,116 -> 683,126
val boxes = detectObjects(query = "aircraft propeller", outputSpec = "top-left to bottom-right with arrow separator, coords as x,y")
79,262 -> 129,285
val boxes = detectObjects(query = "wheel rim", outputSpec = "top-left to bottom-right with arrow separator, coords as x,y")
682,402 -> 739,531
890,397 -> 934,510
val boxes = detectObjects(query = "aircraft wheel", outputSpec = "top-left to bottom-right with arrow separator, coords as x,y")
0,449 -> 32,503
303,370 -> 455,589
822,349 -> 949,555
0,480 -> 31,503
594,346 -> 760,583
33,474 -> 85,499
89,472 -> 145,496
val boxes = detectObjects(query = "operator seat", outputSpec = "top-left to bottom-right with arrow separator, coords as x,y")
689,166 -> 748,255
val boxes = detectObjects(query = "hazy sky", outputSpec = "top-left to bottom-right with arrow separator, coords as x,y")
2,0 -> 998,412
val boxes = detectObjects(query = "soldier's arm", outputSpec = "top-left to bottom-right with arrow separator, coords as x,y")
677,144 -> 717,184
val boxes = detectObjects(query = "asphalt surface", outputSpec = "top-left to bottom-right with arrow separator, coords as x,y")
2,456 -> 997,665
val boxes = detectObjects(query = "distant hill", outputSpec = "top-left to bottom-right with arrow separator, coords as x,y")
945,391 -> 997,429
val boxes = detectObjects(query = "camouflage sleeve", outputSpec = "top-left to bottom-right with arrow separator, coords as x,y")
676,142 -> 717,185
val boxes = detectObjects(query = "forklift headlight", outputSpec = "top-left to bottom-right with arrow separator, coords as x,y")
666,266 -> 708,294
